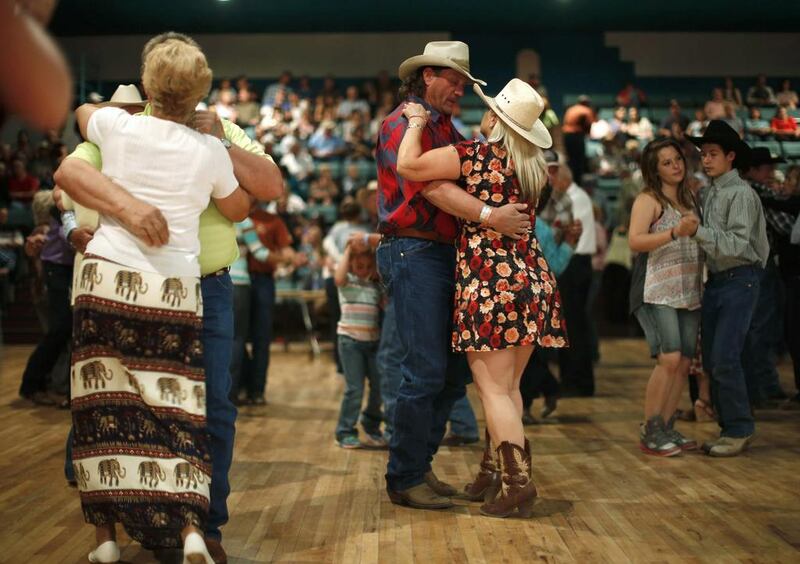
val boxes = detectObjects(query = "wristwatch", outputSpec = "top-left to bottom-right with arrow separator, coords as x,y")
220,138 -> 232,150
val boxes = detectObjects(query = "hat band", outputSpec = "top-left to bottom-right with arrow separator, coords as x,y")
494,102 -> 533,132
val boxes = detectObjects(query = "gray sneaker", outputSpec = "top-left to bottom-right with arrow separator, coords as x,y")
665,415 -> 697,451
639,416 -> 681,457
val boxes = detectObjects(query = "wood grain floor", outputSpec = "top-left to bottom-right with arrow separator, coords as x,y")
1,340 -> 799,563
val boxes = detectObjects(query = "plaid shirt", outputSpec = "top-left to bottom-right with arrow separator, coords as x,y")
376,96 -> 464,240
750,181 -> 797,240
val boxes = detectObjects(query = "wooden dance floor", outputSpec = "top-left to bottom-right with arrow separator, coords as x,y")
1,339 -> 798,563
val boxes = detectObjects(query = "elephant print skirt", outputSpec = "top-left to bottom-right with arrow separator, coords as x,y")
70,255 -> 210,549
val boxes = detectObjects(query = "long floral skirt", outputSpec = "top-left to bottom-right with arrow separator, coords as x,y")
70,255 -> 210,548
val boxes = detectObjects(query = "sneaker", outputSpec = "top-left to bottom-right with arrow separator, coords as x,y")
361,433 -> 388,449
665,415 -> 697,450
337,435 -> 361,449
707,435 -> 753,457
639,416 -> 681,457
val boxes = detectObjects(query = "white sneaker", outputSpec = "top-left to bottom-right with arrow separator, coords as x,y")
88,540 -> 119,563
183,532 -> 214,564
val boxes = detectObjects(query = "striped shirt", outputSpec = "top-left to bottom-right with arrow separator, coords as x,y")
693,169 -> 769,273
231,217 -> 271,285
337,273 -> 381,342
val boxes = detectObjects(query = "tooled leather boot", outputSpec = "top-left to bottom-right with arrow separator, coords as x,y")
457,430 -> 501,502
479,441 -> 537,518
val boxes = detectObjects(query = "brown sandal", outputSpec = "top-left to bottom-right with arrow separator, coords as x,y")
694,398 -> 716,423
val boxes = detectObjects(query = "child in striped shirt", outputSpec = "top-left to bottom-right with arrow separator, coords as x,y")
333,241 -> 385,449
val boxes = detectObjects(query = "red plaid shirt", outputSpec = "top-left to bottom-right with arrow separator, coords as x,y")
376,96 -> 464,240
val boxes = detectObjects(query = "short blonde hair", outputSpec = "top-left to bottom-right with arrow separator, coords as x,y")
142,39 -> 212,121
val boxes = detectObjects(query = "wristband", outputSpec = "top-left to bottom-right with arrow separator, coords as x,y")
363,232 -> 370,247
61,211 -> 77,239
479,205 -> 493,225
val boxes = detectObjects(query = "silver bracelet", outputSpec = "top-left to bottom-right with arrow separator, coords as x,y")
407,122 -> 425,130
479,205 -> 493,225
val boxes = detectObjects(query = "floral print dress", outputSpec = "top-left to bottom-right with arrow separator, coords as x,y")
452,140 -> 568,352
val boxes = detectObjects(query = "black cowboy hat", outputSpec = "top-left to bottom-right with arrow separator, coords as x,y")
687,120 -> 751,168
749,146 -> 786,167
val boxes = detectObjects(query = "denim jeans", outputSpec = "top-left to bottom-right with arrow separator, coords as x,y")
201,273 -> 238,541
19,262 -> 73,395
336,335 -> 382,439
229,283 -> 252,401
743,263 -> 782,402
377,298 -> 403,441
377,237 -> 469,492
558,255 -> 595,395
448,395 -> 479,438
246,273 -> 275,399
702,265 -> 760,438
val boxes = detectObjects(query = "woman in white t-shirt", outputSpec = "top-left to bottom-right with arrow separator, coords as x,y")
70,39 -> 249,564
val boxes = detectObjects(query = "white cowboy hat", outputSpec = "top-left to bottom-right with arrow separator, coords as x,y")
97,84 -> 145,108
398,41 -> 486,86
474,78 -> 552,148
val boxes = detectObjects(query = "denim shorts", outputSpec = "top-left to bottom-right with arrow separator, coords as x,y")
635,304 -> 701,359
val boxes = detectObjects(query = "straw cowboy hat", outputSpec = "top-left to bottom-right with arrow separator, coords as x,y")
398,41 -> 486,86
97,84 -> 145,107
474,78 -> 552,148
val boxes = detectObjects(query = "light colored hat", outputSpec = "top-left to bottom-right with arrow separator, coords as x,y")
398,41 -> 486,86
97,84 -> 145,108
474,79 -> 552,148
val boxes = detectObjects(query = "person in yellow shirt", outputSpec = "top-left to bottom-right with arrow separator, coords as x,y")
55,32 -> 282,564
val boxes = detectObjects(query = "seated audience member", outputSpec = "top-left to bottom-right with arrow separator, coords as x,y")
722,103 -> 744,138
280,137 -> 315,196
296,75 -> 314,100
262,70 -> 293,107
309,165 -> 340,205
747,74 -> 778,106
337,85 -> 370,120
607,106 -> 629,144
616,82 -> 647,107
208,77 -> 236,105
292,224 -> 325,290
771,106 -> 799,140
627,107 -> 654,143
8,157 -> 38,204
722,77 -> 743,108
745,107 -> 773,139
704,88 -> 726,120
214,89 -> 238,123
776,79 -> 799,109
309,120 -> 347,161
659,100 -> 690,137
686,109 -> 707,138
235,88 -> 260,137
332,241 -> 385,449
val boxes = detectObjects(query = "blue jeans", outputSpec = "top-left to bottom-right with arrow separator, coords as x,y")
743,262 -> 782,402
229,283 -> 251,400
702,266 -> 760,438
448,395 -> 479,439
201,273 -> 237,541
377,238 -> 469,492
336,335 -> 382,439
377,298 -> 403,441
246,273 -> 275,399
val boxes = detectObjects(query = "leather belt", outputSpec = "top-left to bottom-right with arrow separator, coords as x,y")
200,266 -> 231,280
388,228 -> 455,245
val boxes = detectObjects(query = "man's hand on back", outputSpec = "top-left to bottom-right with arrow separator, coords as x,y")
487,203 -> 531,240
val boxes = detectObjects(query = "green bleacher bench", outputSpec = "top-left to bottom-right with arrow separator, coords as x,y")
596,177 -> 622,194
751,140 -> 783,157
460,108 -> 485,124
585,139 -> 603,159
757,106 -> 777,120
782,141 -> 800,160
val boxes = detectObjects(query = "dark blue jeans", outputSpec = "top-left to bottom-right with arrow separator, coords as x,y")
448,395 -> 479,439
743,262 -> 782,402
246,273 -> 275,399
702,265 -> 760,438
377,298 -> 403,441
336,335 -> 382,439
201,272 -> 238,541
377,237 -> 468,492
229,283 -> 252,401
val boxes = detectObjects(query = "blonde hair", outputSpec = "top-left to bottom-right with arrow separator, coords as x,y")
486,118 -> 548,205
142,39 -> 212,122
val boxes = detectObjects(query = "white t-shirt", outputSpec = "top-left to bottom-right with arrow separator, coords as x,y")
85,107 -> 238,277
566,183 -> 597,255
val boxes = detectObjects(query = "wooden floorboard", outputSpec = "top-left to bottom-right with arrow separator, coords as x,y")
0,339 -> 798,563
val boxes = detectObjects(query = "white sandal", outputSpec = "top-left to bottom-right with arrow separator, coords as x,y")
88,540 -> 119,563
183,532 -> 214,564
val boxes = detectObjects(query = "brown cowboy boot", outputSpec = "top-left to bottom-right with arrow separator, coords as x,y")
457,430 -> 501,502
480,441 -> 538,518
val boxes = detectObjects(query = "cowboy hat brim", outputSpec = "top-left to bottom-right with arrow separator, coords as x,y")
398,55 -> 486,86
474,84 -> 552,149
687,132 -> 751,167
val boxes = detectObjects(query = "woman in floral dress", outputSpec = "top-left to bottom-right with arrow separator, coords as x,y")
397,78 -> 566,518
